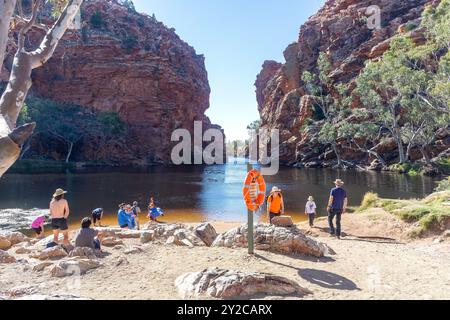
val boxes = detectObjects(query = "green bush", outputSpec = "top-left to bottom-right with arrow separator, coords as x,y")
435,177 -> 450,192
90,11 -> 104,29
122,35 -> 138,52
359,192 -> 379,211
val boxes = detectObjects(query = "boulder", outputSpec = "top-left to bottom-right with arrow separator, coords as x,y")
32,235 -> 64,251
69,247 -> 97,260
31,246 -> 68,260
117,230 -> 142,239
0,250 -> 16,264
33,261 -> 54,272
124,246 -> 144,255
15,247 -> 32,254
271,216 -> 294,228
140,231 -> 155,244
0,236 -> 12,250
0,231 -> 28,245
101,237 -> 123,247
194,223 -> 218,246
51,258 -> 101,278
175,267 -> 310,299
115,256 -> 129,267
212,224 -> 333,258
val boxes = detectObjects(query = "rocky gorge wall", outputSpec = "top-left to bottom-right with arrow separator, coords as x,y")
1,0 -> 222,165
255,0 -> 449,168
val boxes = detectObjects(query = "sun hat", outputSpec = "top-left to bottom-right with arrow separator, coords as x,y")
308,196 -> 314,201
334,179 -> 345,186
270,186 -> 282,194
53,188 -> 67,198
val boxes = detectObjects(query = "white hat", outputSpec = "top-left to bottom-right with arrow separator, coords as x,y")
334,179 -> 344,186
270,186 -> 282,194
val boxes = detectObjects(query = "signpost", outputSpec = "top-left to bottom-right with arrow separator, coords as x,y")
247,162 -> 254,255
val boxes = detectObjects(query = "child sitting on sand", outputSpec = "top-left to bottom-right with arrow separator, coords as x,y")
31,214 -> 47,239
305,196 -> 317,228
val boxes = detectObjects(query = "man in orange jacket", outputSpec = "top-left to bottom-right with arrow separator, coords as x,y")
267,186 -> 284,224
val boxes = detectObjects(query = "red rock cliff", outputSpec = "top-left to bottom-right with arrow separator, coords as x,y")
2,0 -> 221,165
255,0 -> 447,166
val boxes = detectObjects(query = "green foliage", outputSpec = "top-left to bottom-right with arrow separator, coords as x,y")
120,0 -> 136,13
122,35 -> 138,52
48,0 -> 69,17
359,192 -> 380,211
388,163 -> 423,176
435,177 -> 450,192
247,120 -> 262,131
19,96 -> 126,162
404,22 -> 418,32
90,11 -> 104,29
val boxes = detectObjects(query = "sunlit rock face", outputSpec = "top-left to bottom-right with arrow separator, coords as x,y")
255,0 -> 448,166
3,0 -> 222,165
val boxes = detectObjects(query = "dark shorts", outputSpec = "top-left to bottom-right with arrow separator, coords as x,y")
33,227 -> 43,235
120,224 -> 129,229
269,212 -> 281,223
51,218 -> 68,231
92,213 -> 102,224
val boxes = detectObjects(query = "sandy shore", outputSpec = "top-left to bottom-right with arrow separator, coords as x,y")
1,213 -> 450,300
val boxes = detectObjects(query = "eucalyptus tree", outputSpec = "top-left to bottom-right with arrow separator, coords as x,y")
0,0 -> 84,177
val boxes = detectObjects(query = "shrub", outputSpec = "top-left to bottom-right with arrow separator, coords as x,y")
435,177 -> 450,192
359,192 -> 379,211
122,35 -> 138,52
90,11 -> 104,29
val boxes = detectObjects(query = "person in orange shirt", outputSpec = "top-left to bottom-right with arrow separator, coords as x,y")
266,186 -> 284,224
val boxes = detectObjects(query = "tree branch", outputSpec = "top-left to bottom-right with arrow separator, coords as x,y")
0,0 -> 18,66
17,0 -> 43,51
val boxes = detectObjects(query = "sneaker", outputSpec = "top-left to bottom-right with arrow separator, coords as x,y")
337,236 -> 341,240
329,234 -> 336,238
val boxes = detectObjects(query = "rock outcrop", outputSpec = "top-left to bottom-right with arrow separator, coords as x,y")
3,0 -> 222,165
255,0 -> 449,167
212,224 -> 334,257
175,267 -> 311,299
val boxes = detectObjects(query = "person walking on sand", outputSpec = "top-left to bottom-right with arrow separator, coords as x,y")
327,179 -> 348,240
305,196 -> 317,228
50,188 -> 70,245
267,187 -> 284,224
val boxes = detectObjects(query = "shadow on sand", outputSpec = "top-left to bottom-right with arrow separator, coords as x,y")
298,268 -> 361,291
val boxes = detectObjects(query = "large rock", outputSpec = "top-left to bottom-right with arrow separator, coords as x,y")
255,0 -> 447,165
0,236 -> 12,250
212,224 -> 333,258
0,231 -> 28,245
33,261 -> 54,272
69,247 -> 97,260
0,250 -> 16,264
175,267 -> 310,299
271,216 -> 294,228
31,246 -> 68,260
50,258 -> 101,278
101,237 -> 123,247
4,0 -> 222,165
194,223 -> 218,246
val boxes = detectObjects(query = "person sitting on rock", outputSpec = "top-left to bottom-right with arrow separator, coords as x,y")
31,214 -> 48,239
74,217 -> 101,250
267,187 -> 284,224
118,204 -> 133,229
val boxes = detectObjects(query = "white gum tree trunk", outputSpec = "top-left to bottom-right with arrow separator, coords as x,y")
0,0 -> 84,177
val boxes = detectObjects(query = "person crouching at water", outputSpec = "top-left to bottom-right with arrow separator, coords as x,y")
118,203 -> 133,229
132,201 -> 141,230
50,188 -> 70,245
91,208 -> 104,227
74,217 -> 101,250
148,196 -> 164,222
305,196 -> 317,228
31,214 -> 48,239
267,187 -> 284,224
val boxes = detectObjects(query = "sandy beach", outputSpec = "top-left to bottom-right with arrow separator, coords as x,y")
1,212 -> 450,300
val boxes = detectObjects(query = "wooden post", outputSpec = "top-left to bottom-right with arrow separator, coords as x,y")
247,162 -> 254,255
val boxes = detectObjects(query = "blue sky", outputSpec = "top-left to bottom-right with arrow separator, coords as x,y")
133,0 -> 324,140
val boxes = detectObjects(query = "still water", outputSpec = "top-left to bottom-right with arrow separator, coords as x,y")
0,158 -> 439,231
